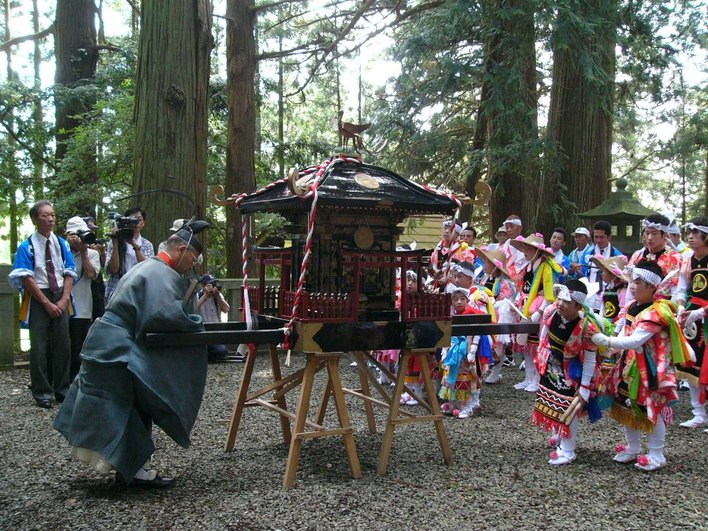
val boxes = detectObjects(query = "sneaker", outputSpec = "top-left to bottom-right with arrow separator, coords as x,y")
548,449 -> 576,466
485,374 -> 502,384
525,382 -> 540,393
502,357 -> 515,368
679,416 -> 708,429
349,361 -> 358,367
377,373 -> 390,386
400,392 -> 412,405
679,380 -> 690,390
518,359 -> 525,371
634,454 -> 666,472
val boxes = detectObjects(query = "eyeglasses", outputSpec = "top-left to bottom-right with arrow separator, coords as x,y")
189,250 -> 203,266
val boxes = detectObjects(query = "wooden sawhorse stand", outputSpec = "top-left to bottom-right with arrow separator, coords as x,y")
322,349 -> 453,475
224,345 -> 361,488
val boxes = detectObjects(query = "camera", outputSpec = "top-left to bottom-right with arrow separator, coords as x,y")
108,212 -> 140,241
76,230 -> 97,245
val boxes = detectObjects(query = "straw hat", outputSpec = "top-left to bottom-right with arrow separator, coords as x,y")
590,255 -> 628,283
476,246 -> 511,277
509,233 -> 554,258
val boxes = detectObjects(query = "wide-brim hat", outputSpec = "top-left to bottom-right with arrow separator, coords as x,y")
477,246 -> 511,277
509,233 -> 554,258
590,255 -> 628,283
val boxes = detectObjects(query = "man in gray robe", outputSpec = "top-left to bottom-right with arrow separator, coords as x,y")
54,220 -> 209,488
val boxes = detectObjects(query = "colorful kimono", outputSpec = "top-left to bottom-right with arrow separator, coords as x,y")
531,309 -> 600,438
676,251 -> 708,392
629,247 -> 680,299
607,300 -> 693,432
439,307 -> 491,400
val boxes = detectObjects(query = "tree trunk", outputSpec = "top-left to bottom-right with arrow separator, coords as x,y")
540,0 -> 616,236
225,0 -> 257,278
482,0 -> 538,233
54,0 -> 98,214
32,0 -> 44,199
133,0 -> 213,260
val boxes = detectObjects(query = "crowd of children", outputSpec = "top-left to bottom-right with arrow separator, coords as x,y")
376,212 -> 707,472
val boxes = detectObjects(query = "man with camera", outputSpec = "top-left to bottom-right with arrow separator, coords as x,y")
65,217 -> 101,380
105,206 -> 154,301
197,274 -> 231,361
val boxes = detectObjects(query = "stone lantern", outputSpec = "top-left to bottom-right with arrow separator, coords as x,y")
578,178 -> 656,254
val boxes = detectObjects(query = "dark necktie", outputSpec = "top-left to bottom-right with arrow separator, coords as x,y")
45,238 -> 60,295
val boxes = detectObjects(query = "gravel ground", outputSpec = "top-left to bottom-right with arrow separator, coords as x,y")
1,352 -> 707,530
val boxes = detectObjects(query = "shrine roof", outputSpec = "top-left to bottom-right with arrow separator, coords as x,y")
237,159 -> 459,216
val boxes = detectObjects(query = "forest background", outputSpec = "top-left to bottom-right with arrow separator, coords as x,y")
0,0 -> 705,279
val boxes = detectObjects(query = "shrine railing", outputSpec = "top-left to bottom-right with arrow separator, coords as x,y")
244,285 -> 280,317
280,290 -> 356,322
401,292 -> 451,321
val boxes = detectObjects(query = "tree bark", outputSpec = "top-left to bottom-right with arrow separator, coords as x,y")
54,0 -> 98,163
482,0 -> 538,233
133,0 -> 213,260
225,0 -> 257,278
539,0 -> 616,236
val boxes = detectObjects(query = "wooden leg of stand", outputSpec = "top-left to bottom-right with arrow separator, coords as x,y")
326,357 -> 361,479
269,344 -> 292,445
377,350 -> 410,475
354,351 -> 377,434
283,354 -> 318,488
418,351 -> 452,465
224,344 -> 257,451
315,374 -> 333,425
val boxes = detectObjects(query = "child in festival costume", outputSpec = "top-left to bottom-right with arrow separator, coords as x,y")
431,218 -> 463,291
675,217 -> 708,429
590,256 -> 629,334
531,280 -> 602,465
376,270 -> 418,386
628,215 -> 681,300
592,260 -> 694,471
510,234 -> 565,392
589,255 -> 629,409
477,246 -> 517,384
439,285 -> 492,418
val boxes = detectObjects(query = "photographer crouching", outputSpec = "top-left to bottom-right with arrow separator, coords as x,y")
197,274 -> 231,362
105,206 -> 154,301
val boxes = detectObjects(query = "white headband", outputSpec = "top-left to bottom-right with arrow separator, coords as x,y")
627,265 -> 662,287
406,270 -> 418,280
504,218 -> 522,227
445,283 -> 470,299
684,222 -> 708,234
554,284 -> 586,305
642,219 -> 669,233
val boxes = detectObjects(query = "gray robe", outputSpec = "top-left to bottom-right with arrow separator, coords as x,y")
54,256 -> 207,480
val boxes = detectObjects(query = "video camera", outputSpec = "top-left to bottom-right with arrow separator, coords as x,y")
76,230 -> 97,245
108,212 -> 140,242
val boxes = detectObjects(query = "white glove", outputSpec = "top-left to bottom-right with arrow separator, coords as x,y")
592,333 -> 610,347
685,309 -> 705,326
579,387 -> 590,402
530,311 -> 541,323
676,305 -> 686,320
